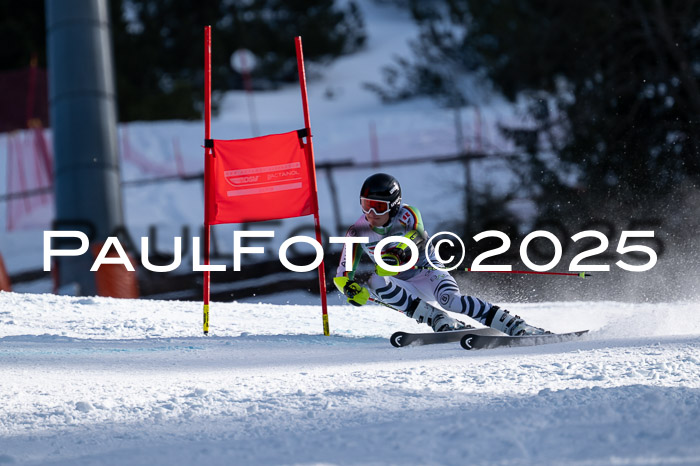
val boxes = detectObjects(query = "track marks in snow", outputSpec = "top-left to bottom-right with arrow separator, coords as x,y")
1,293 -> 699,464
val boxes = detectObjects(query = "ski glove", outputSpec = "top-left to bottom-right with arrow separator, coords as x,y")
333,276 -> 370,306
375,229 -> 422,277
375,248 -> 406,277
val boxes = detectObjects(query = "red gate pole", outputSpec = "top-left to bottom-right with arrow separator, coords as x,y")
295,36 -> 330,336
203,26 -> 212,335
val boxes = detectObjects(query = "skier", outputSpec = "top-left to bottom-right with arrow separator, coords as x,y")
334,173 -> 548,335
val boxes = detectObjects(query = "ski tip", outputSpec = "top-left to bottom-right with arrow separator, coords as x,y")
390,332 -> 404,348
460,329 -> 590,351
460,333 -> 477,350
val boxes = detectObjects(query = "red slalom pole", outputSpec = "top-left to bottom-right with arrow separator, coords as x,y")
203,26 -> 212,335
295,36 -> 330,336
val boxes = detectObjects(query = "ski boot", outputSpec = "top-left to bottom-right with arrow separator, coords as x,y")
485,306 -> 549,336
433,313 -> 472,332
406,298 -> 473,332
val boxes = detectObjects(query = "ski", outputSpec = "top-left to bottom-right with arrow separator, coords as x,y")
460,330 -> 589,350
390,327 -> 506,347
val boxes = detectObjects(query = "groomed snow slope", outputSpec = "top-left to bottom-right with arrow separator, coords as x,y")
1,292 -> 699,465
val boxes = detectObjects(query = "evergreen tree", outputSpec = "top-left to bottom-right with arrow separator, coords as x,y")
0,0 -> 47,70
1,0 -> 365,122
370,0 -> 700,223
111,0 -> 366,121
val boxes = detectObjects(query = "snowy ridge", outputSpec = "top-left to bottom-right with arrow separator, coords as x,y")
0,292 -> 699,465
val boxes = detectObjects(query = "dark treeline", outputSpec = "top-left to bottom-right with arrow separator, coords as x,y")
1,0 -> 365,121
4,0 -> 700,241
369,0 -> 700,243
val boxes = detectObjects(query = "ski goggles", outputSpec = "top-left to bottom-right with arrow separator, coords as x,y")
360,197 -> 391,215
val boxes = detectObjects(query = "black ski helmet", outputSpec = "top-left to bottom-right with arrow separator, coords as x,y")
360,173 -> 402,218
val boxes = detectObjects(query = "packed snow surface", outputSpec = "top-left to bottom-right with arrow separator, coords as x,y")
1,3 -> 699,464
0,291 -> 699,465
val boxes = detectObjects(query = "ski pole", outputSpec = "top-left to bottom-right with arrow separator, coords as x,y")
368,296 -> 400,310
368,296 -> 421,315
411,266 -> 590,278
